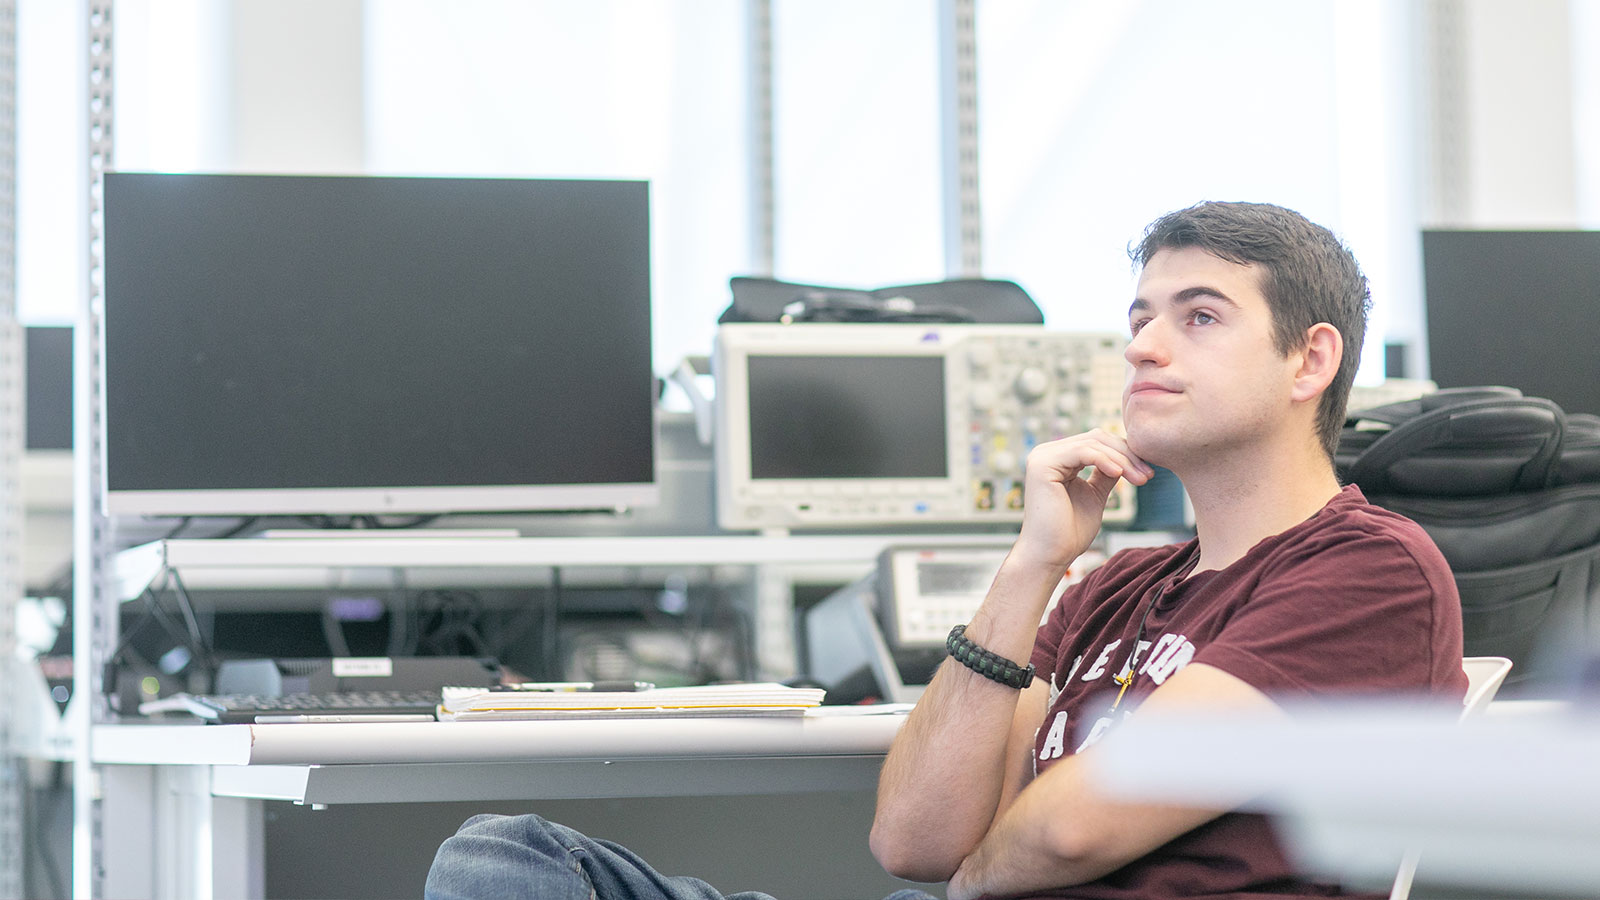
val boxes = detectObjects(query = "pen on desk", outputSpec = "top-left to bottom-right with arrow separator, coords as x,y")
254,713 -> 437,724
492,681 -> 656,693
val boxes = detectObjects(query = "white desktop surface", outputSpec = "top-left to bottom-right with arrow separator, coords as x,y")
91,711 -> 909,805
93,712 -> 905,766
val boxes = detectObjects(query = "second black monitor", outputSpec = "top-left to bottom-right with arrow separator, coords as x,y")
1422,229 -> 1600,416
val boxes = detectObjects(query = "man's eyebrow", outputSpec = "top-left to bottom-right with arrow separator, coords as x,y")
1128,286 -> 1243,317
1175,286 -> 1243,309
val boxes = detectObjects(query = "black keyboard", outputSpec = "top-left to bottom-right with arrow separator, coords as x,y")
161,689 -> 441,724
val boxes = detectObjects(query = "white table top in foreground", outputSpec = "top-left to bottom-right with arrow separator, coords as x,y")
1089,700 -> 1599,896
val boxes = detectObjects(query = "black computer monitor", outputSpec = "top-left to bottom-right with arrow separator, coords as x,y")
103,173 -> 657,516
25,325 -> 73,451
1422,229 -> 1600,416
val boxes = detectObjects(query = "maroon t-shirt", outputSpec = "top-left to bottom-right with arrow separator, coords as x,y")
1024,485 -> 1467,900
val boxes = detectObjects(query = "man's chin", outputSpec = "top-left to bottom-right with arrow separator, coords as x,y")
1125,430 -> 1179,471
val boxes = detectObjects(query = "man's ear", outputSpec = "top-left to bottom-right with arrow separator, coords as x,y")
1290,323 -> 1342,403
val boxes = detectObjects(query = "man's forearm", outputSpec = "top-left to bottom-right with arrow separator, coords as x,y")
870,554 -> 1066,880
946,754 -> 1110,900
947,664 -> 1280,900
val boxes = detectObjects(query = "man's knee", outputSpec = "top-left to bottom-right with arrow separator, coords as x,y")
425,814 -> 593,900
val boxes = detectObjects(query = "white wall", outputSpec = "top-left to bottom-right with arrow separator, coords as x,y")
227,0 -> 365,174
1426,0 -> 1580,226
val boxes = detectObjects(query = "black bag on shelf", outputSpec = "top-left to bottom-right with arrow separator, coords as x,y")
718,276 -> 1044,325
1336,387 -> 1600,694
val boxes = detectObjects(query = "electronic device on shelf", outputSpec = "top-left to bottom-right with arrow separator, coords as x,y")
102,173 -> 657,517
875,544 -> 1014,651
803,544 -> 1095,703
137,656 -> 501,723
713,322 -> 1132,530
152,689 -> 445,724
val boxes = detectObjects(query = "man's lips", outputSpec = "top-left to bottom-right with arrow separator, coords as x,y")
1125,380 -> 1180,397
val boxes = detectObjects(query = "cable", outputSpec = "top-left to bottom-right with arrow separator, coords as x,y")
543,568 -> 564,680
486,589 -> 548,659
385,570 -> 410,656
295,514 -> 440,531
102,585 -> 202,702
213,516 -> 258,539
320,606 -> 354,657
409,589 -> 493,658
164,569 -> 210,666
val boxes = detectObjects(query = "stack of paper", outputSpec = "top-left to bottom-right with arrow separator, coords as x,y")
438,683 -> 826,721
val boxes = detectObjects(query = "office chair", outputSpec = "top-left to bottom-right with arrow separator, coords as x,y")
1385,656 -> 1514,900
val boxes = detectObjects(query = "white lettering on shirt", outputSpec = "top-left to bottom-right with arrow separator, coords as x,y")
1145,637 -> 1195,684
1113,640 -> 1153,681
1081,640 -> 1121,681
1076,715 -> 1115,752
1038,710 -> 1069,762
1139,634 -> 1178,675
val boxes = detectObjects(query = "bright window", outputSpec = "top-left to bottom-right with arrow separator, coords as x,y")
363,0 -> 748,376
976,0 -> 1417,382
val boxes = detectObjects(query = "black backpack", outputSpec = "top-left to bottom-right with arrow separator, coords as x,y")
718,276 -> 1044,325
1336,387 -> 1600,694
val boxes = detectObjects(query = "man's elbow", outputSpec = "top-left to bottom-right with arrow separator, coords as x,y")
868,819 -> 960,884
1037,816 -> 1141,885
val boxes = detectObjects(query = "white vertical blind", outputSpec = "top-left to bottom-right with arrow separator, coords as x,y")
363,0 -> 748,376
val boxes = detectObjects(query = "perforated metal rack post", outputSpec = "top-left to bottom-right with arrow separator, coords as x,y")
745,0 -> 774,277
73,2 -> 116,897
0,3 -> 23,896
938,0 -> 982,278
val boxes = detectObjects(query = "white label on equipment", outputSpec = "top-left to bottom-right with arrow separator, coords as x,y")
332,657 -> 394,678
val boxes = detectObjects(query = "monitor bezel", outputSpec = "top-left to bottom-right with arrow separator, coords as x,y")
104,480 -> 660,517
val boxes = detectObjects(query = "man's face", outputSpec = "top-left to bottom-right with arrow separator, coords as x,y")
1121,246 -> 1302,468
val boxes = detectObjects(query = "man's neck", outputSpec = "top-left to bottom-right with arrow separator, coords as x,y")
1176,442 -> 1342,575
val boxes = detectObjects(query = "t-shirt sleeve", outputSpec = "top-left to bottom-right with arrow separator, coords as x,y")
1192,526 -> 1456,700
1031,575 -> 1092,676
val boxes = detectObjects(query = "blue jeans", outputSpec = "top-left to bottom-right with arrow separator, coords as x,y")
425,813 -> 939,900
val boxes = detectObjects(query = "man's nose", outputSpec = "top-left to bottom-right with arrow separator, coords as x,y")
1124,319 -> 1169,367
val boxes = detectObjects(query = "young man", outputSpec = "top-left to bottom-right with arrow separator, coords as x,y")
424,202 -> 1466,900
870,201 -> 1467,899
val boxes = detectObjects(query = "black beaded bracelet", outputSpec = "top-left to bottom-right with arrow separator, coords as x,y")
946,624 -> 1035,689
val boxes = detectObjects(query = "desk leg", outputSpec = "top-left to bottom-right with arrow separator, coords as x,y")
100,765 -> 155,900
754,564 -> 798,680
101,765 -> 265,900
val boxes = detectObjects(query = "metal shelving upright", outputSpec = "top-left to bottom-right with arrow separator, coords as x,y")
938,0 -> 982,279
0,2 -> 23,894
72,2 -> 116,897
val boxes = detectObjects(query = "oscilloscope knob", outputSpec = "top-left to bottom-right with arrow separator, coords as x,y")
970,383 -> 1000,410
1014,367 -> 1050,402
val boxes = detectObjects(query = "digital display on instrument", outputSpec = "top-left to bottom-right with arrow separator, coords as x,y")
747,356 -> 946,480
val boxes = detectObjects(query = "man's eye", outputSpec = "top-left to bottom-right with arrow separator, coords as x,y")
1191,311 -> 1216,325
1130,319 -> 1148,335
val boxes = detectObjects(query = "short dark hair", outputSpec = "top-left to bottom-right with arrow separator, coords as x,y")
1130,201 -> 1371,461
